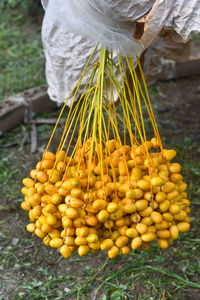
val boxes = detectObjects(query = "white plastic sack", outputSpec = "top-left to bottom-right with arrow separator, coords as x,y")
41,0 -> 147,105
42,0 -> 155,56
42,19 -> 134,105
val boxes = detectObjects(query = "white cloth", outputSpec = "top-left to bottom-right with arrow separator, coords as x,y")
41,0 -> 200,104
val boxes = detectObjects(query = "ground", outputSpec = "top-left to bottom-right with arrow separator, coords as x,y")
1,76 -> 200,300
1,5 -> 200,300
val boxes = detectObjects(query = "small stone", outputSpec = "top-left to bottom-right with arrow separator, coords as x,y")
12,238 -> 20,246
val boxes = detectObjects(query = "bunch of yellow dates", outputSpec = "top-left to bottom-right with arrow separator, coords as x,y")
21,138 -> 190,259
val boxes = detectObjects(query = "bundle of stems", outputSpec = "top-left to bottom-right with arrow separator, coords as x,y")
45,47 -> 164,183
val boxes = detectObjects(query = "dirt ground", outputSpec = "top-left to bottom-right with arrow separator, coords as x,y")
0,76 -> 200,300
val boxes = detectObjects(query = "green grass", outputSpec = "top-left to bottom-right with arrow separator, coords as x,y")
0,7 -> 45,102
193,34 -> 200,42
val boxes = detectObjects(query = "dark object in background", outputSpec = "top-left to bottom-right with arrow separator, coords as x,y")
23,0 -> 43,20
0,86 -> 57,135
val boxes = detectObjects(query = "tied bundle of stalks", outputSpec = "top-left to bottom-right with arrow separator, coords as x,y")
21,47 -> 190,259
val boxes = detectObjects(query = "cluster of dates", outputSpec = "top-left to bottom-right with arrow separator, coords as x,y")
21,138 -> 190,259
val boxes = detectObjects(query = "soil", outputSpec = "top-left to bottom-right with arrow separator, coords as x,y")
155,77 -> 200,141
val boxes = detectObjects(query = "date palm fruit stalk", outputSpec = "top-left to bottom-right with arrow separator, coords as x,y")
21,47 -> 190,259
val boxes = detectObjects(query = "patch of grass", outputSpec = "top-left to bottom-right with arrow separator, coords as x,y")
192,33 -> 200,55
0,7 -> 45,102
0,125 -> 30,202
